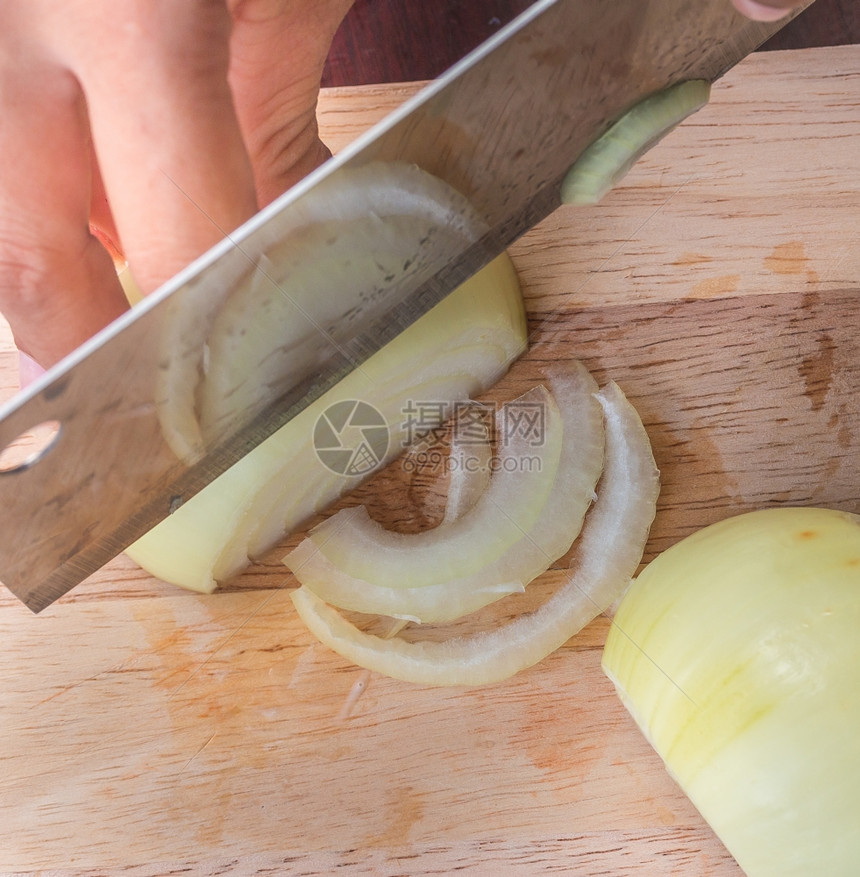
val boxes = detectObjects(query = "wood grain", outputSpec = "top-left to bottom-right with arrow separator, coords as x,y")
1,45 -> 858,876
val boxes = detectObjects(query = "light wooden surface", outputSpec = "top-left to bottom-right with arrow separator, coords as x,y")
1,45 -> 858,876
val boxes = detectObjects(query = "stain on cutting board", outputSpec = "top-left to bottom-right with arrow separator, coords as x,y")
764,240 -> 808,275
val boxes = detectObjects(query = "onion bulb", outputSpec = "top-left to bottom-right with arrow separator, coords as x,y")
561,80 -> 711,205
289,379 -> 659,686
602,507 -> 860,877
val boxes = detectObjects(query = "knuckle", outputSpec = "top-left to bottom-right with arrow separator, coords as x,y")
227,0 -> 291,26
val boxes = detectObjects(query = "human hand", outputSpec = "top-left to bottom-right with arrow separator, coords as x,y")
731,0 -> 808,21
0,0 -> 353,381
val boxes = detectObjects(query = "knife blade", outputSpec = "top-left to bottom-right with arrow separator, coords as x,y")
0,0 -> 806,612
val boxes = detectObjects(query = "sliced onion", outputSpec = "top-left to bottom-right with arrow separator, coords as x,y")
289,380 -> 660,686
310,387 -> 563,588
196,162 -> 493,444
305,385 -> 564,589
126,252 -> 526,593
560,80 -> 711,205
286,538 -> 525,624
283,403 -> 521,627
153,161 -> 504,461
286,360 -> 604,622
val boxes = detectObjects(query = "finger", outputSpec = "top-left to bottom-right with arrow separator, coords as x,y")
49,0 -> 259,298
0,45 -> 128,368
228,0 -> 354,205
731,0 -> 801,21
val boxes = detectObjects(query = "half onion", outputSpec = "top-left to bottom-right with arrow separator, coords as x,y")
603,507 -> 860,877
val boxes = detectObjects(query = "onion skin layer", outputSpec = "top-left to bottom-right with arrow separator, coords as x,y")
602,507 -> 860,877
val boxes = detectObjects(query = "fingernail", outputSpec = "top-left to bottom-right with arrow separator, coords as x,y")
18,351 -> 46,389
732,0 -> 794,21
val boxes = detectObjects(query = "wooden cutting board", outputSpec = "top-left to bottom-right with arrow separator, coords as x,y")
1,45 -> 858,876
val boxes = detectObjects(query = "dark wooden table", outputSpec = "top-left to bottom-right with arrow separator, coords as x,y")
323,0 -> 859,87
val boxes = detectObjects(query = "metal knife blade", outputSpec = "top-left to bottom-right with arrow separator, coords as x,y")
0,0 -> 806,612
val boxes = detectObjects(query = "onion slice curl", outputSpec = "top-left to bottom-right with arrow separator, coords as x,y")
285,361 -> 605,623
290,380 -> 660,686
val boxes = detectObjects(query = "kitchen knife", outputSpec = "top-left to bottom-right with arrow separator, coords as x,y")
0,0 -> 807,612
